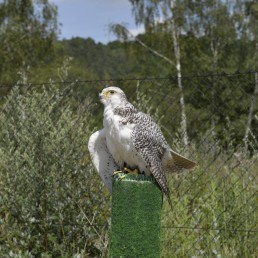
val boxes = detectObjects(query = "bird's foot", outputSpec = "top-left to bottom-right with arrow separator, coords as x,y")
124,167 -> 140,175
113,170 -> 126,180
113,170 -> 123,176
113,168 -> 140,181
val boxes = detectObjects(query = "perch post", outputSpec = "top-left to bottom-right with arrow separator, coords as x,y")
109,174 -> 162,258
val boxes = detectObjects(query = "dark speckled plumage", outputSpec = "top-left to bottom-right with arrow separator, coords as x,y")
114,101 -> 172,207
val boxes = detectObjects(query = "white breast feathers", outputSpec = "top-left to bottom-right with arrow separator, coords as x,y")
103,105 -> 149,174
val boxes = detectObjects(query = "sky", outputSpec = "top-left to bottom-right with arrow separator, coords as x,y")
50,0 -> 144,44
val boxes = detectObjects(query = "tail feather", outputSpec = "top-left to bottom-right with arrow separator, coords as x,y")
163,149 -> 197,173
170,150 -> 197,169
150,163 -> 173,209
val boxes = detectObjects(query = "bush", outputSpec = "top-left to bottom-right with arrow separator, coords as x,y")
0,83 -> 110,257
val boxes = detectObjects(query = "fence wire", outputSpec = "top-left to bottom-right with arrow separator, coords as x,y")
0,72 -> 257,257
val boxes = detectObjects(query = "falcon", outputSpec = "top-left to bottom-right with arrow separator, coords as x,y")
88,86 -> 197,208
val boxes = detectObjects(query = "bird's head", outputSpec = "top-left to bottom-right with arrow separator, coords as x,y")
99,86 -> 127,107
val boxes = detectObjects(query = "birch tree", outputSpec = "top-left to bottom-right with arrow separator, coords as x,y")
240,1 -> 258,152
111,0 -> 189,147
169,0 -> 188,147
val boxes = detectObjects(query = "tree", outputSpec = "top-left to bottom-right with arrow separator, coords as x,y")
0,0 -> 58,84
239,1 -> 258,152
111,0 -> 190,147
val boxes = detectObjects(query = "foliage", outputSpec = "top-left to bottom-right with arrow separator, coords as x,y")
161,137 -> 257,257
0,0 -> 257,257
0,73 -> 257,256
0,0 -> 258,83
0,78 -> 110,257
0,0 -> 58,84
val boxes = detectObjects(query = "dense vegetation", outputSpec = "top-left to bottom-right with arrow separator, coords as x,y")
0,1 -> 257,82
0,0 -> 257,257
0,77 -> 257,257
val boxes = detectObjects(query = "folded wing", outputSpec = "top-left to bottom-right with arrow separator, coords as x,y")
88,129 -> 119,193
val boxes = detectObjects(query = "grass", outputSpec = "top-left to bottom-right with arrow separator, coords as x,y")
161,147 -> 257,257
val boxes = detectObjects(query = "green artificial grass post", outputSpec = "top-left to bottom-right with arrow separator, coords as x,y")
110,174 -> 163,258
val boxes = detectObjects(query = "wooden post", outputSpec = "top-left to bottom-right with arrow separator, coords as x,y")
109,174 -> 162,258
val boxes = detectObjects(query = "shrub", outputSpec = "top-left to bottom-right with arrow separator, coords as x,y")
0,83 -> 110,257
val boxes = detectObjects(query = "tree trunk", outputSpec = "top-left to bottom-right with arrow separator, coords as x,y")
170,0 -> 189,148
243,63 -> 258,153
210,35 -> 219,130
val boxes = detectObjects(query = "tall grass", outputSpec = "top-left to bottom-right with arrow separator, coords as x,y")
161,148 -> 257,257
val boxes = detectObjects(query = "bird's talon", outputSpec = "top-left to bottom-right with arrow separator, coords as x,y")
124,167 -> 139,175
113,170 -> 127,180
118,175 -> 126,181
113,170 -> 122,176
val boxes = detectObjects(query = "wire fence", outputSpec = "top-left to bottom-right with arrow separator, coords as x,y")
0,71 -> 257,257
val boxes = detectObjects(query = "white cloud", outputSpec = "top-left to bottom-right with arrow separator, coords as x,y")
129,25 -> 145,37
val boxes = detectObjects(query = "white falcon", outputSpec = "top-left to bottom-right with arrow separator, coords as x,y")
88,86 -> 197,208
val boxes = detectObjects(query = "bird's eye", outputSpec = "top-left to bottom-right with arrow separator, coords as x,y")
109,90 -> 115,94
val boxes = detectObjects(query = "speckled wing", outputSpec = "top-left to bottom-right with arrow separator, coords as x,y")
88,129 -> 119,193
131,123 -> 173,208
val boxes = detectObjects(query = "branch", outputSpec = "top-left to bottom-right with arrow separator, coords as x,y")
134,37 -> 175,66
109,23 -> 175,67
